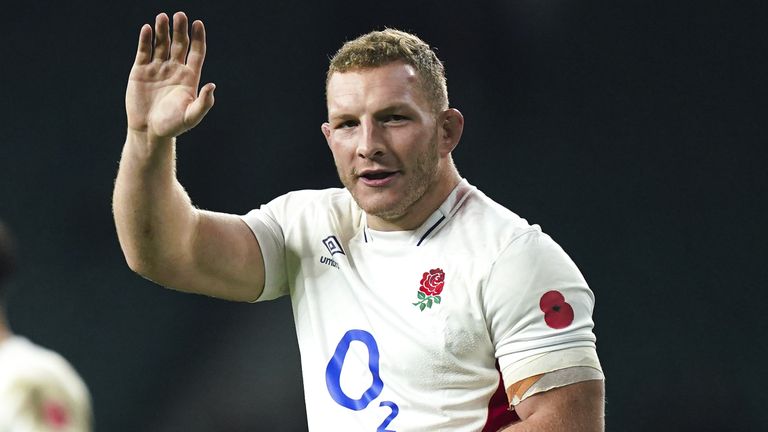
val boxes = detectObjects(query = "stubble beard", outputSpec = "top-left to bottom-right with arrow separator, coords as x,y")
338,132 -> 441,222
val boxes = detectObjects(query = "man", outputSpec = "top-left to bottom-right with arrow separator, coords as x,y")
0,220 -> 93,431
113,11 -> 605,431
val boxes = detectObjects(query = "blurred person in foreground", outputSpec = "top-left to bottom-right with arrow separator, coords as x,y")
113,11 -> 604,431
0,220 -> 92,431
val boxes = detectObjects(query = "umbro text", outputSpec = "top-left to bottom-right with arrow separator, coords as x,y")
320,256 -> 339,269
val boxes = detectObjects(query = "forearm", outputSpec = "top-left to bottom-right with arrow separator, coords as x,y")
112,129 -> 199,283
113,13 -> 265,300
500,380 -> 605,432
500,415 -> 603,432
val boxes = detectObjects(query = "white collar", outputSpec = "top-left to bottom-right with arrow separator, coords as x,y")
362,179 -> 474,246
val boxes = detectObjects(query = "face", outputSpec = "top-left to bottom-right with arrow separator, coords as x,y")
322,62 -> 460,230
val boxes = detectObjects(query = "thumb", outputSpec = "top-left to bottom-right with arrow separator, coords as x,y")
184,83 -> 216,130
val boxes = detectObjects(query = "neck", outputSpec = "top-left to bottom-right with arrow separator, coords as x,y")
368,164 -> 461,231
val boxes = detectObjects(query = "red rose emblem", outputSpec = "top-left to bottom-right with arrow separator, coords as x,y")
419,268 -> 445,296
413,268 -> 445,311
539,290 -> 574,329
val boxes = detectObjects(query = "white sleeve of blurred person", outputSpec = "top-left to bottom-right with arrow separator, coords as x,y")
0,336 -> 92,431
0,221 -> 92,431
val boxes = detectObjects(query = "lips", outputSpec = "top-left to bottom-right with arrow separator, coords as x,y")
362,171 -> 394,180
357,169 -> 399,186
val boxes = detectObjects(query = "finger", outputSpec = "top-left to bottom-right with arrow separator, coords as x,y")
187,20 -> 207,74
184,83 -> 216,129
134,24 -> 153,65
153,13 -> 170,61
170,11 -> 190,63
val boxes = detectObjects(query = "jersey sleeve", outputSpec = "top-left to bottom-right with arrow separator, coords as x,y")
240,197 -> 290,301
0,338 -> 92,431
483,229 -> 603,390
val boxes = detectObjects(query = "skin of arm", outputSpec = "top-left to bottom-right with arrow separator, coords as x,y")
500,380 -> 605,431
113,12 -> 265,301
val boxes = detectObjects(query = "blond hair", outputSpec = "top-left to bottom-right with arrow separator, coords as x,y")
327,28 -> 449,113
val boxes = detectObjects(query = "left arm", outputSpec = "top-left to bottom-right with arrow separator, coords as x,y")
501,379 -> 605,431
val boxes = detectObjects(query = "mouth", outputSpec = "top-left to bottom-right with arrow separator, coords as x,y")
357,169 -> 399,186
361,171 -> 394,180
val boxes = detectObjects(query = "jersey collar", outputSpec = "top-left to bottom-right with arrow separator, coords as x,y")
361,179 -> 474,246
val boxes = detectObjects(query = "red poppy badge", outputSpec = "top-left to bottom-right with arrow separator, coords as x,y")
539,290 -> 574,329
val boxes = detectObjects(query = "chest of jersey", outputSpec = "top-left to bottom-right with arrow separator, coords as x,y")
285,228 -> 502,430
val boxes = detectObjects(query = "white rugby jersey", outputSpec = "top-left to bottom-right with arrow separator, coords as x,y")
0,336 -> 92,431
242,179 -> 602,431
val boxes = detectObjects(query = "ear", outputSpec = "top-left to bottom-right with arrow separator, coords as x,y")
321,122 -> 332,146
438,108 -> 464,156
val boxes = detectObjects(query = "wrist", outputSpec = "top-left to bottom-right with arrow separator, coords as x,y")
126,127 -> 175,146
124,128 -> 176,163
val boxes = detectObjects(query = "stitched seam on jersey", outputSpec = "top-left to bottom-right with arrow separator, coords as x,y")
501,335 -> 597,354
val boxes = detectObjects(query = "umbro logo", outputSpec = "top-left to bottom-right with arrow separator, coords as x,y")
322,236 -> 345,256
320,235 -> 344,269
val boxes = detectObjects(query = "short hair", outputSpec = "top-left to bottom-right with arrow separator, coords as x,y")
327,28 -> 449,113
0,219 -> 17,296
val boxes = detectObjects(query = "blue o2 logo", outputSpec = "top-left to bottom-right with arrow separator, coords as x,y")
325,330 -> 383,409
325,329 -> 400,431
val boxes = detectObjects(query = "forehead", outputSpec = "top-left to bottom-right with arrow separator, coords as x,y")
326,62 -> 430,114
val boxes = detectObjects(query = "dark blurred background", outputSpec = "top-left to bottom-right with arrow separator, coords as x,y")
1,1 -> 765,431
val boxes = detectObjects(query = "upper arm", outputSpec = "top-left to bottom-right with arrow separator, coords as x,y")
484,231 -> 605,429
162,210 -> 266,302
486,232 -> 601,387
509,379 -> 605,431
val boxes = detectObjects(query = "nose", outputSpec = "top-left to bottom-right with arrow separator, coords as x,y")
357,119 -> 385,160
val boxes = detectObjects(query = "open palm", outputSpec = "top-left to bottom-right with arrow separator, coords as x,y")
126,12 -> 214,139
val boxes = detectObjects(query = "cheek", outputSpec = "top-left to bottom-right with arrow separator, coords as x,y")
329,142 -> 354,165
396,129 -> 434,152
328,144 -> 356,177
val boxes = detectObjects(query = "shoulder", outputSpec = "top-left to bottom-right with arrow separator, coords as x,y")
242,187 -> 363,241
0,336 -> 89,396
0,336 -> 92,429
242,187 -> 355,224
0,336 -> 81,380
262,187 -> 355,215
464,186 -> 534,230
444,184 -> 546,254
439,183 -> 583,286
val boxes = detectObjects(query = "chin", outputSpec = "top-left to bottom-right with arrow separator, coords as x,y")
354,193 -> 409,221
358,199 -> 402,219
368,207 -> 407,222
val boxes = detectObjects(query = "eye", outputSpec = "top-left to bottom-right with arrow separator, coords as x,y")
335,120 -> 358,129
384,114 -> 408,123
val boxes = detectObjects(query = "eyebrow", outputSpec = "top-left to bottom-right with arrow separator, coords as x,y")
328,102 -> 415,121
375,103 -> 413,114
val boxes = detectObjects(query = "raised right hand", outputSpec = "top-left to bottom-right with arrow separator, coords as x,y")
126,12 -> 215,140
